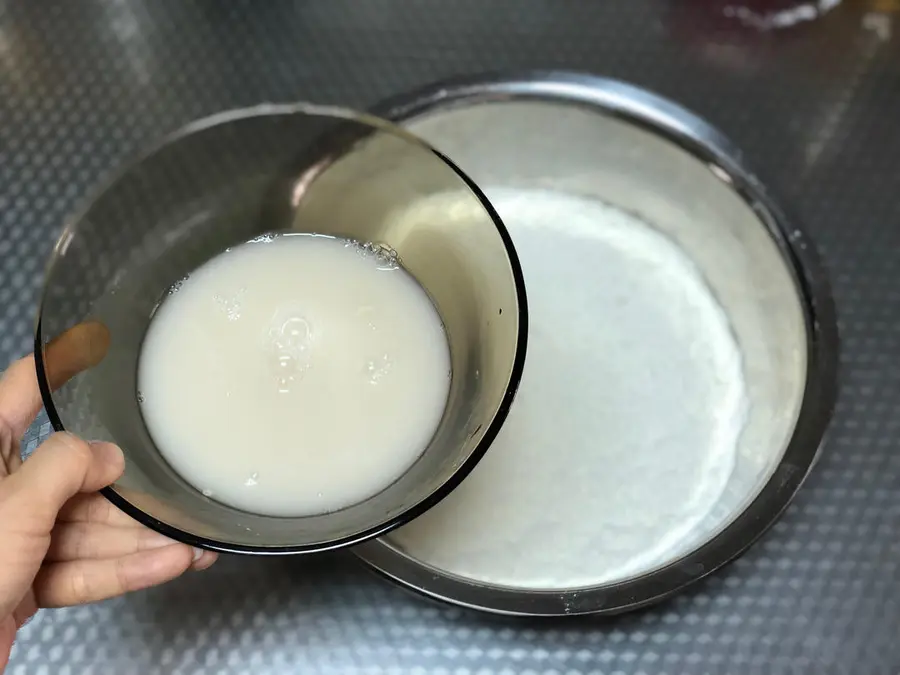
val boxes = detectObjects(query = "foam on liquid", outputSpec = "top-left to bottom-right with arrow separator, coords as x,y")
388,190 -> 748,588
137,233 -> 451,517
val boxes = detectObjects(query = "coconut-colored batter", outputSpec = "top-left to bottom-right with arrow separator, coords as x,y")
138,233 -> 450,517
388,189 -> 748,589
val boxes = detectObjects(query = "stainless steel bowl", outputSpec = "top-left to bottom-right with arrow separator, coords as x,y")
355,72 -> 839,615
36,103 -> 528,554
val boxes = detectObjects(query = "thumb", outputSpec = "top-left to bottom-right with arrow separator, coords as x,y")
6,434 -> 124,527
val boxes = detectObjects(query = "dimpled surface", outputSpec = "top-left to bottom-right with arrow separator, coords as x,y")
3,0 -> 900,673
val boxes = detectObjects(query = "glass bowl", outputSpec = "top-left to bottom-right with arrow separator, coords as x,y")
35,103 -> 528,554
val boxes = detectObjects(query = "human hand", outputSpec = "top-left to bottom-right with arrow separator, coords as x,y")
0,323 -> 218,670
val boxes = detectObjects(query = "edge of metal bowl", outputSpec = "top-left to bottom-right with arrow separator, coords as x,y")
353,70 -> 840,616
33,103 -> 530,556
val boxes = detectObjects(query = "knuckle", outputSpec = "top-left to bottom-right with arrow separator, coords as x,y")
136,529 -> 156,552
68,566 -> 91,605
0,413 -> 17,472
52,432 -> 93,467
114,557 -> 132,594
89,497 -> 111,523
50,522 -> 85,561
59,431 -> 91,454
70,522 -> 90,559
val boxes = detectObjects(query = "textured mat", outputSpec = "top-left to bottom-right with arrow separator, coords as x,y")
2,1 -> 899,673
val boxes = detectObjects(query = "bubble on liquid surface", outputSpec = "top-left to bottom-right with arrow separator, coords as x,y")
202,488 -> 214,497
244,472 -> 259,487
166,274 -> 190,296
356,305 -> 379,332
136,390 -> 144,403
213,288 -> 246,322
365,353 -> 392,384
272,354 -> 300,393
372,245 -> 401,271
346,239 -> 401,271
249,233 -> 275,244
279,316 -> 311,349
266,309 -> 314,393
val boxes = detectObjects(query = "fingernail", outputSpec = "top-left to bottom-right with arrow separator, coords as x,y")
191,550 -> 219,571
192,547 -> 205,562
89,440 -> 125,462
88,441 -> 122,455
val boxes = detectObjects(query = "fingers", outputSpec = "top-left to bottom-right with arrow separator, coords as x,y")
57,492 -> 141,528
0,357 -> 43,440
5,436 -> 124,527
13,595 -> 37,629
0,618 -> 13,673
51,497 -> 220,568
33,545 -> 196,608
0,321 -> 110,437
42,321 -> 111,394
45,522 -> 181,563
192,549 -> 218,571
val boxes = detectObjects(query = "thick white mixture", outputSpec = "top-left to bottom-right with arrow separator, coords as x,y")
138,233 -> 450,517
388,190 -> 748,589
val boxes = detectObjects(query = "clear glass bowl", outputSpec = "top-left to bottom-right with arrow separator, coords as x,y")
35,103 -> 528,554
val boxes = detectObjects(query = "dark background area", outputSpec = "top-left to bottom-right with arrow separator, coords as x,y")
1,1 -> 899,673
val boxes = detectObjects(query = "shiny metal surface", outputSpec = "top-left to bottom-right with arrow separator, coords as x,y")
4,0 -> 899,672
356,72 -> 838,615
36,103 -> 527,553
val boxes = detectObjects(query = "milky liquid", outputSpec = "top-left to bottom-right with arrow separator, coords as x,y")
137,234 -> 451,517
388,190 -> 748,588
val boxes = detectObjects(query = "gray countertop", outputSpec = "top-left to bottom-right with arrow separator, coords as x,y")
2,1 -> 899,673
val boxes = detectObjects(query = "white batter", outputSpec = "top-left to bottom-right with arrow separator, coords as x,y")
388,190 -> 748,588
138,233 -> 451,517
